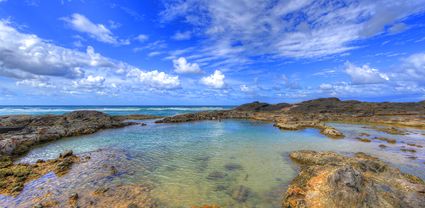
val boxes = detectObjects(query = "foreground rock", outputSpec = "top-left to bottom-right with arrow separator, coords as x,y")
0,150 -> 79,196
0,111 -> 154,156
283,150 -> 425,208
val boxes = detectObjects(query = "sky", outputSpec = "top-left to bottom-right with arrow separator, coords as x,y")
0,0 -> 425,105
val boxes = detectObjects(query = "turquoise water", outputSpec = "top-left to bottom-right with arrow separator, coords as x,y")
0,106 -> 232,116
5,119 -> 423,207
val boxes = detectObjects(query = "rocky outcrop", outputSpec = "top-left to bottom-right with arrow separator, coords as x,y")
274,121 -> 344,138
283,150 -> 425,208
0,150 -> 79,196
155,110 -> 254,123
156,97 -> 425,135
0,111 -> 153,156
234,101 -> 290,112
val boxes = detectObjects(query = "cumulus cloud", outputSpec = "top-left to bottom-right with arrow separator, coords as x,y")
74,75 -> 106,87
62,13 -> 127,45
344,62 -> 389,85
0,20 -> 181,93
0,20 -> 113,78
173,57 -> 202,73
161,0 -> 425,63
127,69 -> 180,89
200,70 -> 225,88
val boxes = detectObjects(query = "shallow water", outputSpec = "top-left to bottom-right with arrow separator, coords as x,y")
3,120 -> 425,207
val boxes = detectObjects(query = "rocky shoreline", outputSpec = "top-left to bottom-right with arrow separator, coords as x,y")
1,97 -> 425,207
0,111 -> 158,157
156,98 -> 425,138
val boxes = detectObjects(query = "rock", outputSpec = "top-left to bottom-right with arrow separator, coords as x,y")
69,193 -> 79,207
370,126 -> 408,135
374,137 -> 396,144
206,171 -> 227,180
127,203 -> 139,208
400,148 -> 416,153
356,137 -> 371,142
224,163 -> 243,171
379,144 -> 387,148
407,143 -> 423,148
231,185 -> 252,203
0,151 -> 79,196
60,150 -> 73,158
0,111 -> 143,156
234,101 -> 290,111
140,123 -> 147,126
320,126 -> 344,138
36,159 -> 45,163
283,150 -> 425,208
0,155 -> 12,168
359,132 -> 370,137
110,166 -> 118,175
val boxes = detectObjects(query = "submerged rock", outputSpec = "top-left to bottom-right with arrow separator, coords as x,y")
283,150 -> 425,208
206,171 -> 227,180
373,137 -> 397,144
371,126 -> 408,135
231,185 -> 252,203
224,163 -> 243,171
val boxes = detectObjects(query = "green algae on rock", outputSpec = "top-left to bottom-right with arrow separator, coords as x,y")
0,150 -> 79,196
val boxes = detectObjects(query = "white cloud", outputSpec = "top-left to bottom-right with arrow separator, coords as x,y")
62,13 -> 126,45
344,62 -> 389,85
201,70 -> 225,89
161,0 -> 425,62
135,34 -> 149,42
173,57 -> 202,73
16,79 -> 55,88
0,20 -> 113,78
148,51 -> 161,57
0,20 -> 182,93
172,31 -> 191,40
402,53 -> 425,80
74,75 -> 105,87
127,69 -> 180,89
240,84 -> 252,92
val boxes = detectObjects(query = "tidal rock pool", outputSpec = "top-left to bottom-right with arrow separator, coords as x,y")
1,120 -> 424,207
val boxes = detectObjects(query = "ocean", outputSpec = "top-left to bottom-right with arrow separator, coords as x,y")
0,105 -> 234,116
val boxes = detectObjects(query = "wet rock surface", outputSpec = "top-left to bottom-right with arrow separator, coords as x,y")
0,111 -> 154,156
283,150 -> 425,208
0,150 -> 79,196
0,149 -> 159,208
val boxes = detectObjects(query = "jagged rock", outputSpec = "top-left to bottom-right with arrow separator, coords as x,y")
283,150 -> 425,208
0,111 -> 153,156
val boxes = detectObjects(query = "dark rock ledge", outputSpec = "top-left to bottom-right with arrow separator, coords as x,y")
0,111 -> 158,157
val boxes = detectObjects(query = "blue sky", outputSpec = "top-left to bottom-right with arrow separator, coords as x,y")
0,0 -> 425,105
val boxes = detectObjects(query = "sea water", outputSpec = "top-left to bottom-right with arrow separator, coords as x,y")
5,119 -> 424,207
0,106 -> 232,116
